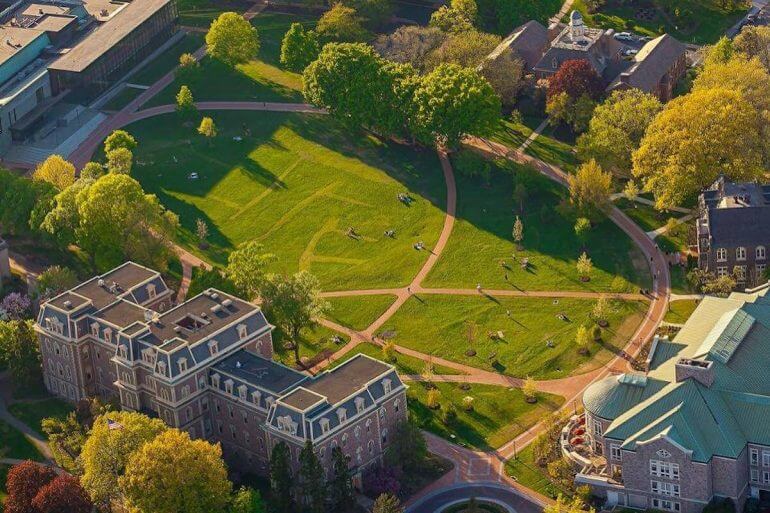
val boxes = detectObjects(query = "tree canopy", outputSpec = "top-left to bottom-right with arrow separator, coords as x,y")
32,155 -> 76,191
373,26 -> 445,69
206,12 -> 260,66
734,25 -> 770,70
104,130 -> 137,154
316,4 -> 370,42
423,30 -> 500,70
568,159 -> 612,219
548,59 -> 603,100
632,87 -> 765,209
280,23 -> 321,72
225,240 -> 275,300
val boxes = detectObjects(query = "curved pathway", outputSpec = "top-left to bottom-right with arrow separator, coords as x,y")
407,482 -> 546,513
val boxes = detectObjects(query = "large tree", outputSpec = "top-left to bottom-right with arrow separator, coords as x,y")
31,474 -> 93,513
39,177 -> 94,248
32,155 -> 76,191
80,411 -> 168,507
372,493 -> 404,513
568,159 -> 612,219
0,320 -> 41,390
632,87 -> 765,209
269,442 -> 294,513
385,418 -> 427,474
206,12 -> 260,66
75,173 -> 178,271
225,240 -> 275,301
479,46 -> 524,107
548,59 -> 603,100
429,0 -> 477,33
280,23 -> 320,72
412,63 -> 500,147
373,26 -> 445,69
576,89 -> 663,176
261,271 -> 330,363
120,429 -> 232,513
734,25 -> 770,70
336,0 -> 393,29
37,266 -> 78,299
303,42 -> 392,129
423,30 -> 500,70
4,461 -> 56,513
298,440 -> 326,513
329,447 -> 355,512
106,148 -> 133,175
0,169 -> 54,237
316,4 -> 370,43
103,130 -> 137,154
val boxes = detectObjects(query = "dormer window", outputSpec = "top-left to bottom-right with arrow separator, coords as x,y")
117,345 -> 128,359
320,418 -> 330,434
142,348 -> 154,364
355,397 -> 365,414
265,396 -> 275,409
251,390 -> 261,406
382,378 -> 392,394
737,247 -> 747,261
238,384 -> 247,400
211,373 -> 220,387
157,360 -> 167,376
177,357 -> 188,373
104,328 -> 113,343
224,379 -> 234,394
337,408 -> 347,423
147,283 -> 157,299
91,322 -> 99,338
237,324 -> 248,340
716,248 -> 727,261
208,340 -> 219,355
757,246 -> 766,260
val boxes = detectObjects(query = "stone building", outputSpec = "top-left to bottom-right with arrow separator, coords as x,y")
697,177 -> 770,289
35,262 -> 407,482
575,287 -> 770,512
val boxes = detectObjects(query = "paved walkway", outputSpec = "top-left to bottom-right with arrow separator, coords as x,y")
609,193 -> 691,214
0,374 -> 54,464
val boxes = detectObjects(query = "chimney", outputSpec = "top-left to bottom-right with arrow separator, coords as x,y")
675,358 -> 714,387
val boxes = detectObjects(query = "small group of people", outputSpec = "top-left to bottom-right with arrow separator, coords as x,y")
384,229 -> 396,238
397,192 -> 413,205
414,241 -> 425,250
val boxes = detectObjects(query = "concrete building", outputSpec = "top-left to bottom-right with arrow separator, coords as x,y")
574,286 -> 770,512
35,262 -> 407,482
697,177 -> 770,289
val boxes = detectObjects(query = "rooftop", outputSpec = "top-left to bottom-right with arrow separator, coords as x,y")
213,349 -> 307,395
281,387 -> 327,411
305,355 -> 391,405
94,298 -> 148,328
66,262 -> 158,310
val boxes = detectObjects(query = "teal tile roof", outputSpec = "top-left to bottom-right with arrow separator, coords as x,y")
583,288 -> 770,463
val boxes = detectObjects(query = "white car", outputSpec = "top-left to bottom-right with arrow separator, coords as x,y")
622,48 -> 639,56
614,32 -> 634,41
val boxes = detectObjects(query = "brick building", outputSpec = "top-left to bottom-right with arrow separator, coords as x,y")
697,177 -> 770,288
575,287 -> 770,512
35,262 -> 407,482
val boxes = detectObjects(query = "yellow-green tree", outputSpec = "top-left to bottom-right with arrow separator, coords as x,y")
106,147 -> 133,175
632,87 -> 765,209
575,325 -> 590,355
80,412 -> 167,508
206,12 -> 260,66
522,376 -> 537,403
32,155 -> 75,190
576,252 -> 593,281
198,116 -> 217,139
104,129 -> 137,154
545,494 -> 594,513
316,4 -> 370,42
568,159 -> 612,218
734,25 -> 770,70
176,85 -> 195,113
120,429 -> 232,513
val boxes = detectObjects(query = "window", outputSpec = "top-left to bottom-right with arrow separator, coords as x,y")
147,283 -> 157,299
368,440 -> 375,455
395,399 -> 400,413
177,357 -> 188,373
230,425 -> 236,440
211,373 -> 221,388
91,323 -> 99,337
244,431 -> 250,444
716,248 -> 727,262
320,419 -> 330,434
757,246 -> 767,260
225,379 -> 234,394
735,265 -> 747,281
737,247 -> 747,261
651,481 -> 680,497
354,426 -> 361,439
592,419 -> 602,437
237,324 -> 248,339
342,433 -> 348,446
208,340 -> 219,355
142,349 -> 154,364
366,419 -> 372,433
650,460 -> 679,480
610,444 -> 622,461
751,469 -> 759,482
551,58 -> 558,69
355,397 -> 365,414
118,345 -> 128,359
181,385 -> 190,398
252,390 -> 261,406
381,428 -> 388,444
228,405 -> 234,418
754,448 -> 762,465
764,471 -> 770,484
382,379 -> 392,394
157,361 -> 167,376
103,328 -> 113,343
379,407 -> 386,419
651,499 -> 680,512
757,264 -> 766,278
242,411 -> 248,424
763,451 -> 770,467
717,266 -> 728,278
337,408 -> 347,423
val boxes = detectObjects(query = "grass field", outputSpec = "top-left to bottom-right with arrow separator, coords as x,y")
8,398 -> 74,434
133,33 -> 205,85
0,420 -> 43,461
379,295 -> 646,379
273,324 -> 350,368
489,118 -> 580,173
569,0 -> 747,44
506,444 -> 572,499
424,161 -> 651,292
102,86 -> 144,111
325,295 -> 397,331
664,299 -> 699,324
615,198 -> 670,233
125,110 -> 447,291
408,381 -> 564,450
148,13 -> 316,106
330,342 -> 462,375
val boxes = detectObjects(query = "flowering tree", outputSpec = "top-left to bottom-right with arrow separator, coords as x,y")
0,292 -> 32,320
547,59 -> 603,100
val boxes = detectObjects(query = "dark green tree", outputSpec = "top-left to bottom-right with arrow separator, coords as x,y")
298,440 -> 325,513
280,23 -> 320,72
385,418 -> 428,474
269,442 -> 294,513
328,447 -> 354,512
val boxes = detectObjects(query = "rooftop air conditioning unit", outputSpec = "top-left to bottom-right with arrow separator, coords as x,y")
63,300 -> 72,309
222,299 -> 233,308
173,326 -> 182,333
98,279 -> 105,287
211,293 -> 219,300
210,304 -> 222,313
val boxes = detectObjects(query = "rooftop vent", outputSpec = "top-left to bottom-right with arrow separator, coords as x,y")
173,326 -> 182,333
211,293 -> 220,300
235,361 -> 242,369
222,299 -> 233,308
201,312 -> 208,319
210,304 -> 222,313
63,300 -> 72,309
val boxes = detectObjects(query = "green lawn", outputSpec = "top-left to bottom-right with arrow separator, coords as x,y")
379,295 -> 646,379
664,299 -> 699,324
124,110 -> 447,291
656,220 -> 693,254
506,444 -> 572,499
330,342 -> 462,376
615,198 -> 670,233
273,323 -> 350,369
325,295 -> 397,331
0,420 -> 43,461
489,118 -> 580,173
148,13 -> 316,106
133,33 -> 205,85
8,398 -> 74,434
176,0 -> 252,27
669,265 -> 694,295
570,0 -> 747,44
424,161 -> 651,293
408,382 -> 564,450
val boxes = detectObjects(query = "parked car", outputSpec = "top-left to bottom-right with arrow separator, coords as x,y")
614,32 -> 634,41
622,48 -> 639,56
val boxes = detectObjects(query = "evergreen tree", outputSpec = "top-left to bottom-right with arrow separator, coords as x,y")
329,447 -> 354,512
269,442 -> 294,513
298,440 -> 326,513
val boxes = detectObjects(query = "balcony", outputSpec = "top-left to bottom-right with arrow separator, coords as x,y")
562,413 -> 624,488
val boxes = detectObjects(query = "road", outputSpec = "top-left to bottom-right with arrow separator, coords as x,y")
407,482 -> 546,513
